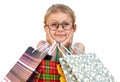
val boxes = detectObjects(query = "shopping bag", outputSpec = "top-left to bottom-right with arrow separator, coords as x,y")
34,43 -> 63,82
58,43 -> 115,82
34,60 -> 60,82
57,44 -> 78,82
3,42 -> 50,82
57,64 -> 66,82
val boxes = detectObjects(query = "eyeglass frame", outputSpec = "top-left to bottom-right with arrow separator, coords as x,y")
45,21 -> 74,31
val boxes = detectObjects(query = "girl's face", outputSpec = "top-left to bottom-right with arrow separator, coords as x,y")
45,12 -> 76,43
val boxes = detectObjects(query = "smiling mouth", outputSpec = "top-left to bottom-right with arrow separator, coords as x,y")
55,34 -> 66,37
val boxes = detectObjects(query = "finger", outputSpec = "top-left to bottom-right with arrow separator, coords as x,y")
63,29 -> 74,47
68,29 -> 74,42
46,27 -> 54,45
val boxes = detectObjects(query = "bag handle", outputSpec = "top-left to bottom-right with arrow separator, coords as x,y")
55,47 -> 59,62
47,40 -> 58,55
58,42 -> 85,57
57,42 -> 73,58
35,40 -> 58,56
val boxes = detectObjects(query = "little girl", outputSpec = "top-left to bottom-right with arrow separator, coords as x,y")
37,4 -> 85,56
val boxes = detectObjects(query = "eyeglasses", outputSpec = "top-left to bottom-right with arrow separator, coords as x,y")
46,21 -> 73,31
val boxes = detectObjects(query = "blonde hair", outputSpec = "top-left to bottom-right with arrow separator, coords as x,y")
44,4 -> 76,24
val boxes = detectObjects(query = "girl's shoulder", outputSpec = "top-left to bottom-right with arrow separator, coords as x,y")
73,42 -> 85,52
37,40 -> 48,48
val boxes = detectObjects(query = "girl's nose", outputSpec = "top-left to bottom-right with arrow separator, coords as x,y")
57,25 -> 64,31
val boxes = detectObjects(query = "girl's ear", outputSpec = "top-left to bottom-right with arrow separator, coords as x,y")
44,25 -> 46,29
73,24 -> 77,32
44,25 -> 47,32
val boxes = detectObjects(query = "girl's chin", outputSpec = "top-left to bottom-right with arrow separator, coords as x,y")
55,39 -> 66,43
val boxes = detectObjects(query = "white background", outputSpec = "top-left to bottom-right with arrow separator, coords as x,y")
0,0 -> 120,81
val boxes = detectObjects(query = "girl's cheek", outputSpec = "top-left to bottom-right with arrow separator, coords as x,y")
52,33 -> 55,38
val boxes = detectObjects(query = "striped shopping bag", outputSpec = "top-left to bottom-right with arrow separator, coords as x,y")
3,42 -> 50,82
3,46 -> 47,82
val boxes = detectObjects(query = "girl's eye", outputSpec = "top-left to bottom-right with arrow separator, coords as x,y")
63,22 -> 71,27
50,23 -> 58,27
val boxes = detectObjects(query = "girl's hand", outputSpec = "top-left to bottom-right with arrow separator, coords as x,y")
45,26 -> 54,45
58,29 -> 74,56
62,29 -> 74,48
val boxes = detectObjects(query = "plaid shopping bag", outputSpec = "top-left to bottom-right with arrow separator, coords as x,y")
34,60 -> 60,82
34,47 -> 63,82
58,43 -> 115,82
3,47 -> 47,82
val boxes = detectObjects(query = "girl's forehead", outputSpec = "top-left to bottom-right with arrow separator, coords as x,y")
48,12 -> 71,17
46,12 -> 73,22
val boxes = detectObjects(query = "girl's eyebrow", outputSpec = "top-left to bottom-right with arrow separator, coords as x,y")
47,20 -> 72,23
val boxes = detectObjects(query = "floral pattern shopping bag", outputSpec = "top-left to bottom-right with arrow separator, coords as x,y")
58,43 -> 115,82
